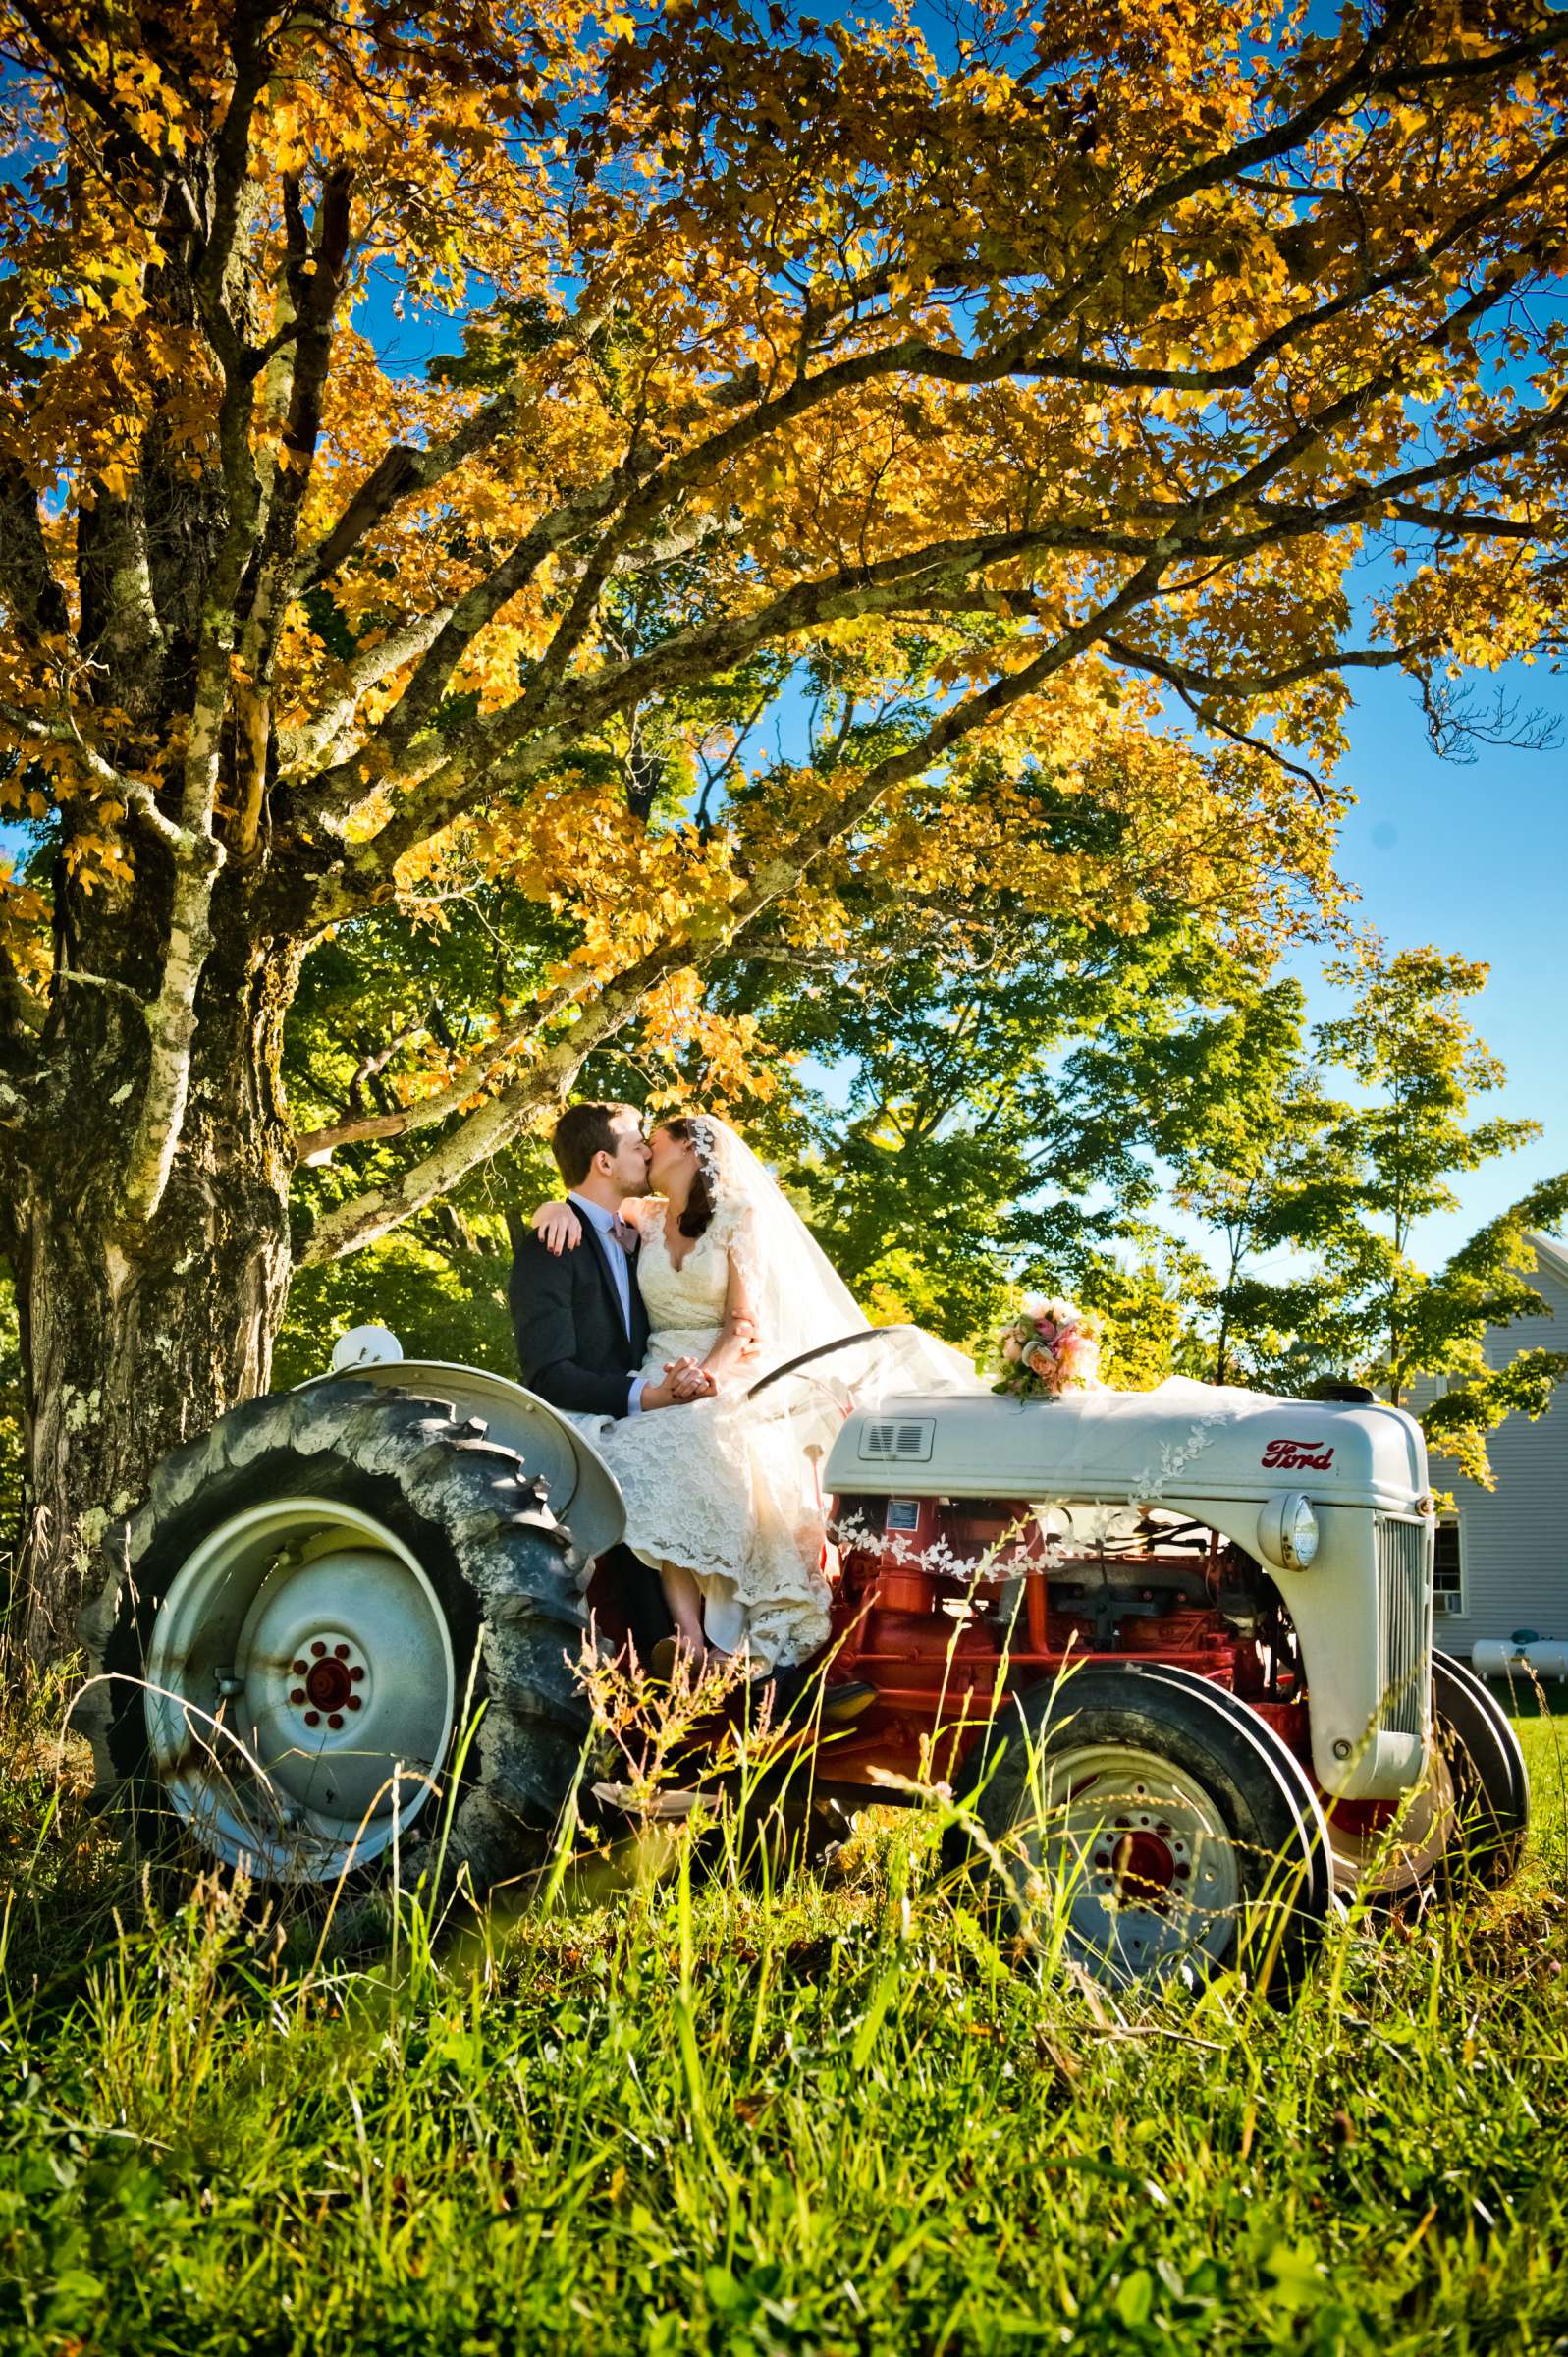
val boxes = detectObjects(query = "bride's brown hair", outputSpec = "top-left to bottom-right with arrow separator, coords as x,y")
663,1117 -> 716,1240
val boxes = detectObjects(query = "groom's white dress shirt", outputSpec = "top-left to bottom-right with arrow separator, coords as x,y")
568,1190 -> 646,1414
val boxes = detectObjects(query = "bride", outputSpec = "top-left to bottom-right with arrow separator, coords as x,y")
533,1114 -> 977,1673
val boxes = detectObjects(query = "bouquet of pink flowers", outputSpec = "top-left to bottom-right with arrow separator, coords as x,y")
995,1294 -> 1106,1398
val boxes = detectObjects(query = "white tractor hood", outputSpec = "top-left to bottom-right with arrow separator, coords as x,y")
826,1376 -> 1429,1515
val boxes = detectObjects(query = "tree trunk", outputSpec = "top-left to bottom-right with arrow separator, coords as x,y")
9,893 -> 301,1662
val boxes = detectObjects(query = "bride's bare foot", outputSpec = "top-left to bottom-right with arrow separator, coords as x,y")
654,1562 -> 713,1681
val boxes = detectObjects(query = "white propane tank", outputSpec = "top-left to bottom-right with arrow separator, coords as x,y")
1524,1640 -> 1568,1682
1471,1639 -> 1521,1678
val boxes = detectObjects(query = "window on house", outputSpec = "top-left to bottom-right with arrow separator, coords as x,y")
1433,1520 -> 1463,1617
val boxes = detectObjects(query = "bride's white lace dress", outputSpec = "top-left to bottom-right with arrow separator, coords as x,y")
588,1199 -> 834,1670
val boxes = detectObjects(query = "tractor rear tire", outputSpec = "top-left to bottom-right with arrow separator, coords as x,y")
948,1664 -> 1330,1995
76,1378 -> 593,1905
1325,1651 -> 1529,1901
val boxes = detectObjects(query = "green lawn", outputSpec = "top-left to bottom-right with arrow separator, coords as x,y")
1,1686 -> 1565,2356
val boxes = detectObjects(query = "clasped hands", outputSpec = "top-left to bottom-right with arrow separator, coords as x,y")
652,1355 -> 718,1406
643,1315 -> 759,1410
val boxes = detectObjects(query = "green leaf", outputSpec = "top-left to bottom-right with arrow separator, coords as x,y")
1264,2239 -> 1326,2304
1114,2269 -> 1155,2327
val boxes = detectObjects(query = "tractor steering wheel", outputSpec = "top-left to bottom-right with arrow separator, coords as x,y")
743,1324 -> 926,1401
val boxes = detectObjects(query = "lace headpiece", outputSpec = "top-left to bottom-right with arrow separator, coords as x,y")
684,1114 -> 722,1186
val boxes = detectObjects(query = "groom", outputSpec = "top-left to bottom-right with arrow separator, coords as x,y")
509,1101 -> 699,1658
509,1100 -> 708,1416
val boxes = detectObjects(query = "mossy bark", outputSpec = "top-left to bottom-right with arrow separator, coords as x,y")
8,873 -> 302,1661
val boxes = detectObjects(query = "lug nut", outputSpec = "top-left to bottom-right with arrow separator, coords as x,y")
328,1713 -> 344,1730
350,1665 -> 365,1683
334,1642 -> 350,1660
292,1659 -> 307,1675
290,1687 -> 306,1705
310,1640 -> 326,1658
348,1695 -> 362,1712
304,1710 -> 320,1727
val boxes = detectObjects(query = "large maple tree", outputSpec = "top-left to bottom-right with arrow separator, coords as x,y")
2,0 -> 1566,1652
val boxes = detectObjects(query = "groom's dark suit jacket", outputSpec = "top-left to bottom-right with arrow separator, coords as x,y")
509,1211 -> 669,1658
509,1214 -> 652,1419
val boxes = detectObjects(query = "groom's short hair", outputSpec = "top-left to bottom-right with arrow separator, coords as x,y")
552,1101 -> 639,1186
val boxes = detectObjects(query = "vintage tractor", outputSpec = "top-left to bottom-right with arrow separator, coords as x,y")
79,1327 -> 1528,1989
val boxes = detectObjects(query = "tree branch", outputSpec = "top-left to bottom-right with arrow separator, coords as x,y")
307,299 -> 1193,827
1381,501 -> 1546,541
191,0 -> 276,337
291,983 -> 577,1163
3,0 -> 195,210
294,370 -> 551,595
52,965 -> 151,1017
301,558 -> 1164,1262
0,693 -> 145,811
115,820 -> 226,1233
296,940 -> 687,1262
321,519 -> 1151,896
287,56 -> 1568,875
316,267 -> 1568,904
798,134 -> 1568,408
232,162 -> 355,857
1098,634 -> 1426,702
0,475 -> 72,645
275,607 -> 457,784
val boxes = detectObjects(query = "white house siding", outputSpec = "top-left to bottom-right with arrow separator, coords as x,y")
1415,1233 -> 1568,1651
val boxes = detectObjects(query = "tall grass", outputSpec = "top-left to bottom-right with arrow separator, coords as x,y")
1,1677 -> 1565,2356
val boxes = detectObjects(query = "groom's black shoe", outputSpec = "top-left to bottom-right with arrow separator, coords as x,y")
820,1679 -> 877,1726
737,1669 -> 877,1729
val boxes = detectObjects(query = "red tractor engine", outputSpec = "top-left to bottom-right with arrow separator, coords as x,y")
824,1492 -> 1302,1755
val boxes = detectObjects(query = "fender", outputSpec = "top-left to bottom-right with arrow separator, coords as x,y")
296,1355 -> 626,1563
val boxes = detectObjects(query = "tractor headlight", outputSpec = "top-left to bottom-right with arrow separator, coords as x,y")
1257,1491 -> 1320,1572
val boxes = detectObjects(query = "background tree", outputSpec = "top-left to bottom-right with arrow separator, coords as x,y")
3,0 -> 1568,1651
733,739 -> 1326,1345
1108,933 -> 1568,1478
1025,964 -> 1336,1383
1306,939 -> 1554,1398
1299,937 -> 1568,1479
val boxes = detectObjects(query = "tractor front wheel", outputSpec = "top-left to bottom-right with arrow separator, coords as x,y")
950,1665 -> 1330,1995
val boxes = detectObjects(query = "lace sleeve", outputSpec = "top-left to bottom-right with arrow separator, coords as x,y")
704,1196 -> 745,1257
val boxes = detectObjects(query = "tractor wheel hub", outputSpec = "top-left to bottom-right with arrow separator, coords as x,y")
143,1499 -> 457,1882
1022,1742 -> 1241,1988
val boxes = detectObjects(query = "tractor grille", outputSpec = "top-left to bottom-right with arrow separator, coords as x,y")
1377,1514 -> 1433,1738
